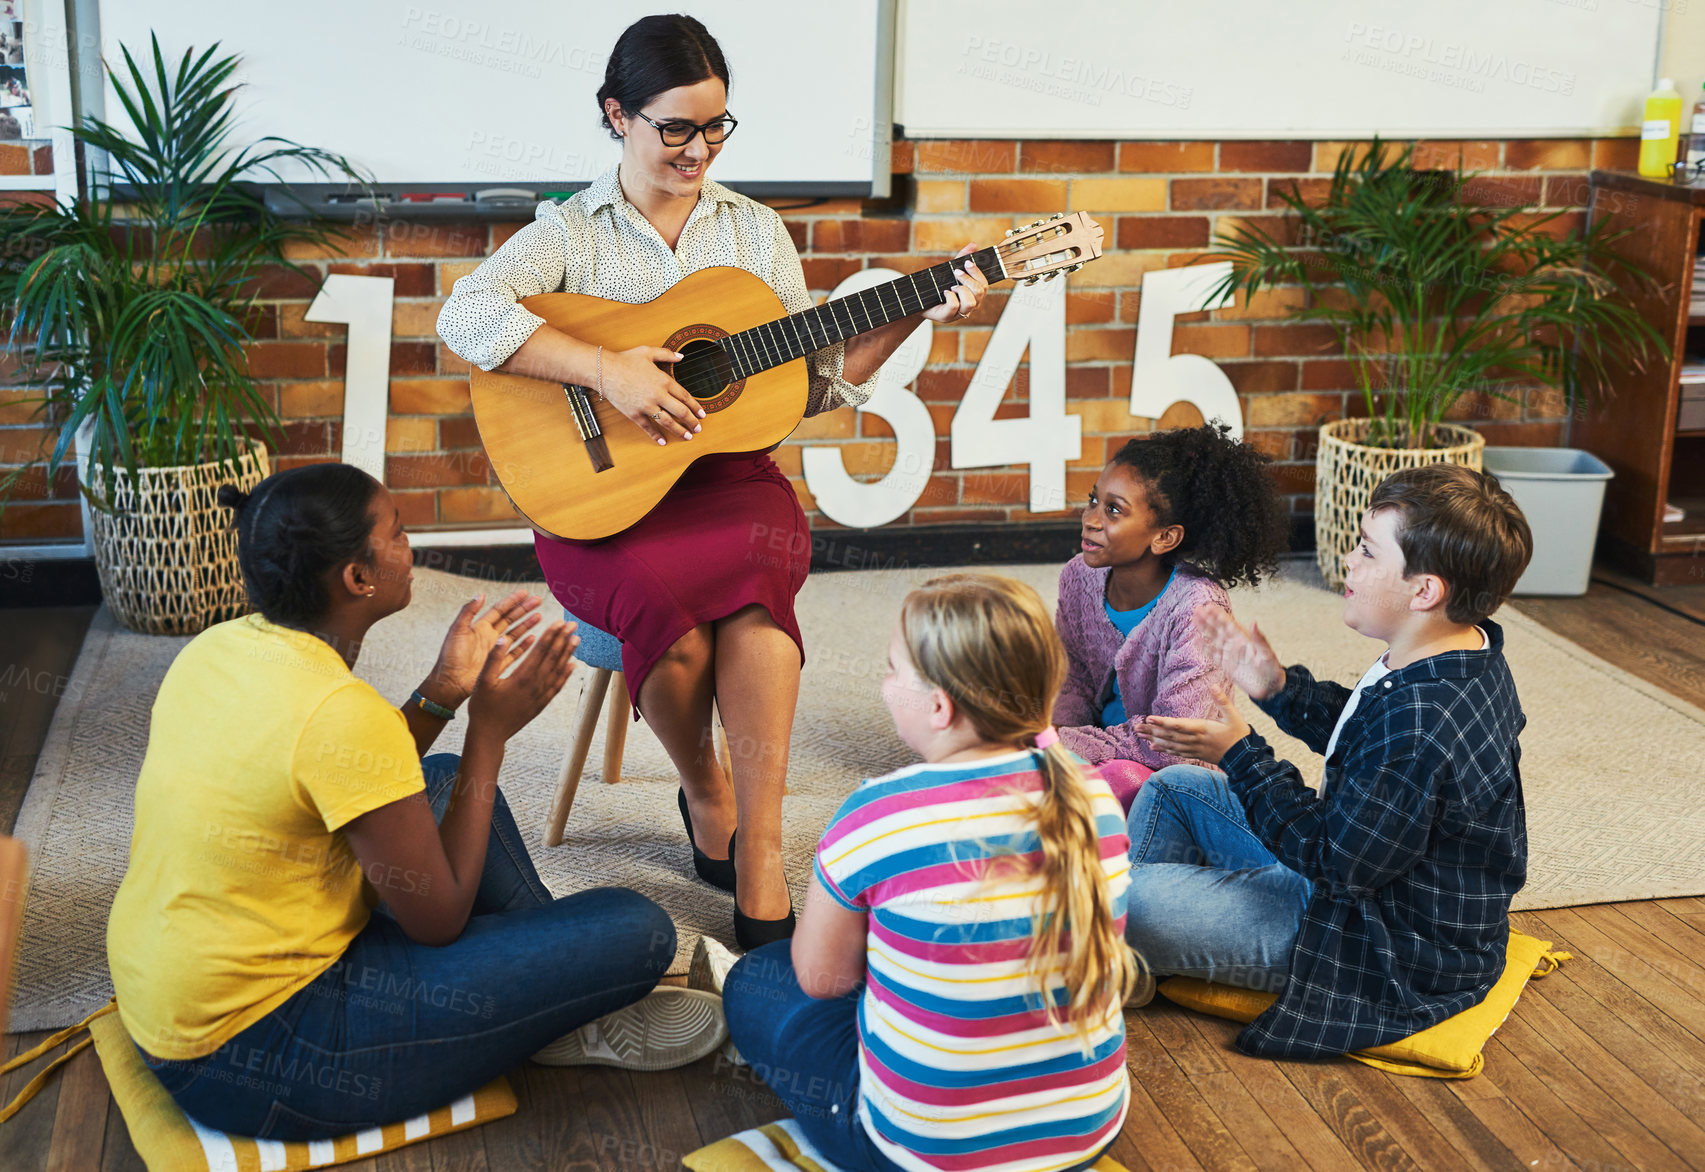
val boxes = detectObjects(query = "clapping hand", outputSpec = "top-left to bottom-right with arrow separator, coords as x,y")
1193,604 -> 1286,701
468,621 -> 580,743
1134,684 -> 1251,766
425,590 -> 545,710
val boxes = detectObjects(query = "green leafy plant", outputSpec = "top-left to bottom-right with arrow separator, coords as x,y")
1205,137 -> 1667,448
0,34 -> 368,504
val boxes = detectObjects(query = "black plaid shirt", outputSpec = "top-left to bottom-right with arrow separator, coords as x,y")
1218,619 -> 1527,1059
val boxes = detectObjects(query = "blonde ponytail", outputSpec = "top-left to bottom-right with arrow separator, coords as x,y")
1028,738 -> 1139,1041
899,574 -> 1140,1042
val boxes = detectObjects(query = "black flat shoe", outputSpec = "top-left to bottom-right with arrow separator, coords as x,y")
677,788 -> 737,893
733,902 -> 796,952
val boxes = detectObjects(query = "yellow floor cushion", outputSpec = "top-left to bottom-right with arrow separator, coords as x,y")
685,1119 -> 1132,1172
1156,928 -> 1570,1078
2,1001 -> 517,1171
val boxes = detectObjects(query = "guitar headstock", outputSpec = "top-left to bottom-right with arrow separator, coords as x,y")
994,212 -> 1104,285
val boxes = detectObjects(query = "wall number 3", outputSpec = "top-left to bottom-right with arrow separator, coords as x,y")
803,261 -> 1243,528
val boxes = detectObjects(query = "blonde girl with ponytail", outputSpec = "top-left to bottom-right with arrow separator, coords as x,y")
722,573 -> 1147,1172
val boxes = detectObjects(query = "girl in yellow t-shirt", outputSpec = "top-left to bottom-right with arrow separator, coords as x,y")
107,463 -> 726,1141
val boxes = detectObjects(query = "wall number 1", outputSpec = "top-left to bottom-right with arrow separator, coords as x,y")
305,273 -> 396,480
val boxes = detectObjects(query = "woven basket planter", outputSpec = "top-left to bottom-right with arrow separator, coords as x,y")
1314,420 -> 1484,590
87,444 -> 270,635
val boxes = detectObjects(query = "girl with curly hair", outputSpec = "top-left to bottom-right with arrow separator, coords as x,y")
1056,424 -> 1288,811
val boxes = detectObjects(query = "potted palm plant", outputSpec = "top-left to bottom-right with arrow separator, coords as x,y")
1207,139 -> 1665,590
0,37 -> 366,633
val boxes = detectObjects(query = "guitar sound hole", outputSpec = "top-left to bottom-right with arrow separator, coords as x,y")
674,339 -> 734,401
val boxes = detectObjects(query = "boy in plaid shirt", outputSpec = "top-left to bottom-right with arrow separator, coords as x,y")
1125,464 -> 1533,1058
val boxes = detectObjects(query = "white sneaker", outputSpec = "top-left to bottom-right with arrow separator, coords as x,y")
686,935 -> 748,1067
530,986 -> 727,1071
687,934 -> 738,995
1125,953 -> 1157,1009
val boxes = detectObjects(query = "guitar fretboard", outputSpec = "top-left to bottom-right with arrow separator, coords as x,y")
720,247 -> 1003,379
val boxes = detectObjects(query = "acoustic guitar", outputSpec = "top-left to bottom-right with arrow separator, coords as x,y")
469,211 -> 1104,540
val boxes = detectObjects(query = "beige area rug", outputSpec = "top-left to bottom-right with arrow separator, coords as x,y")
11,561 -> 1705,1031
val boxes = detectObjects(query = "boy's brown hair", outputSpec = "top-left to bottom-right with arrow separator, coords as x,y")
1367,464 -> 1534,625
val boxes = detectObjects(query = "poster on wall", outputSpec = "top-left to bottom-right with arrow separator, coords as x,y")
0,0 -> 32,139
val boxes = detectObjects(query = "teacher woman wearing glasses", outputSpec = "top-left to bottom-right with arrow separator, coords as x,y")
437,13 -> 987,949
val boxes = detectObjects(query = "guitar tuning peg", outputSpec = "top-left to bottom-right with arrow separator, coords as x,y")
1004,227 -> 1015,237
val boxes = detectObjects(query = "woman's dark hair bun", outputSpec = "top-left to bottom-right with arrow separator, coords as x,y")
227,464 -> 381,627
597,14 -> 730,140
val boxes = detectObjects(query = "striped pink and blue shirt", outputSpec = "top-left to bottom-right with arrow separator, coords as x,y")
814,749 -> 1132,1172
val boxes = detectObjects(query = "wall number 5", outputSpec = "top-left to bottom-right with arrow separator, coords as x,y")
1131,262 -> 1243,439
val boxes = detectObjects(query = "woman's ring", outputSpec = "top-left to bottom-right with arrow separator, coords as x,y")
652,411 -> 662,422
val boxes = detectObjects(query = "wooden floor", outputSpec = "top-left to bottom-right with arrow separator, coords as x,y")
2,569 -> 1703,1171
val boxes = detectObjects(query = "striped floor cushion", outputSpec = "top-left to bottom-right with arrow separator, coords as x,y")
81,1002 -> 516,1171
684,1119 -> 1131,1172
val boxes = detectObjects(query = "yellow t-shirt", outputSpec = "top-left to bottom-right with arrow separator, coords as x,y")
107,615 -> 425,1060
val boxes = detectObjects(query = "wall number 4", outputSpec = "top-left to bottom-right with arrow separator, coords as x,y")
950,276 -> 1079,513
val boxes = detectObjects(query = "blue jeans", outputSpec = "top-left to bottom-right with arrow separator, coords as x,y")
724,942 -> 1113,1172
141,754 -> 676,1140
1124,765 -> 1312,993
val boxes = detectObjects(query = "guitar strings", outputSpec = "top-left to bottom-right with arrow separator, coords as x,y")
660,229 -> 1066,400
673,253 -> 980,398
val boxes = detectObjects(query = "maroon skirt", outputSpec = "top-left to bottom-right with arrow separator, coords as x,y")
533,451 -> 810,715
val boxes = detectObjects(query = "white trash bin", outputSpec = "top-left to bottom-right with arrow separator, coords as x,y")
1481,446 -> 1614,596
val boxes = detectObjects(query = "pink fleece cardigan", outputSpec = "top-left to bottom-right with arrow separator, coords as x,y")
1053,555 -> 1233,772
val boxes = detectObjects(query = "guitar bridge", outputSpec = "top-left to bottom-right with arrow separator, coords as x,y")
562,383 -> 614,473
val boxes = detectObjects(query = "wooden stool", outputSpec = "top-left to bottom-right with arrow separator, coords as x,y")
545,615 -> 733,847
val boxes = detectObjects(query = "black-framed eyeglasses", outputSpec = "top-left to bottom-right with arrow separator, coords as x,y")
630,108 -> 738,148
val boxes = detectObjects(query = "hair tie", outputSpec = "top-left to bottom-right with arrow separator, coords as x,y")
1032,726 -> 1060,750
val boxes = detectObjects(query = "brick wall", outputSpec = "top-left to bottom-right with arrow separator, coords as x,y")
0,134 -> 1642,545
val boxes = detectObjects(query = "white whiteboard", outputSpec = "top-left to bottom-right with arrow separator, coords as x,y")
899,0 -> 1662,139
94,1 -> 890,193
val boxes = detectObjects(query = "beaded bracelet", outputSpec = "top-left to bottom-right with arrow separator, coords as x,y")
411,689 -> 456,721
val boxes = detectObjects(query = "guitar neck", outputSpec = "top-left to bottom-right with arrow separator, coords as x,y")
722,247 -> 1003,379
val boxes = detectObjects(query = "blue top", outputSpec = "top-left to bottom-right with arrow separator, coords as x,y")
1099,567 -> 1175,727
